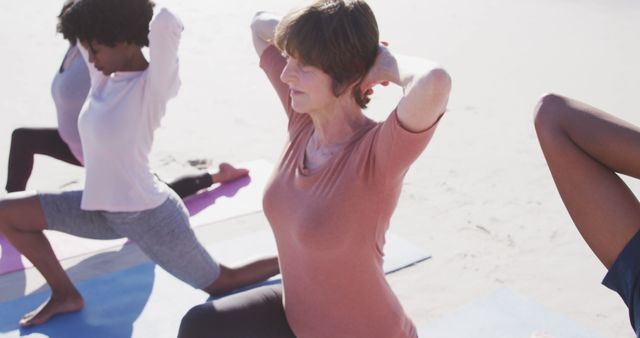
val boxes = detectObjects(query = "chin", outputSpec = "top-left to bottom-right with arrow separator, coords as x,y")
291,102 -> 307,114
292,99 -> 319,114
293,106 -> 314,115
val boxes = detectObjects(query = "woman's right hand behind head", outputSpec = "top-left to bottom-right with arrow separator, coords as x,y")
360,42 -> 394,98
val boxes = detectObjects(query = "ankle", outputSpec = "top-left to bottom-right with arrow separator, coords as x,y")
50,286 -> 82,300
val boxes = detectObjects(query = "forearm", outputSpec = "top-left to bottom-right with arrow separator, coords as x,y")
381,50 -> 451,131
382,52 -> 440,94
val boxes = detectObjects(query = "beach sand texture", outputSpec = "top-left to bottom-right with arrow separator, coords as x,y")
1,0 -> 640,337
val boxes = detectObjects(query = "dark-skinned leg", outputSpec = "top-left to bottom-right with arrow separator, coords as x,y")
534,94 -> 640,269
6,128 -> 81,193
0,192 -> 83,327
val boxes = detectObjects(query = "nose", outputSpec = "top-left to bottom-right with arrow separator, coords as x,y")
279,59 -> 296,86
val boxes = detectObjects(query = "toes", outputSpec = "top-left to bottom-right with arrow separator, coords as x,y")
19,314 -> 39,327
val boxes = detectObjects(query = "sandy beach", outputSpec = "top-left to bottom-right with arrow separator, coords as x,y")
1,0 -> 640,336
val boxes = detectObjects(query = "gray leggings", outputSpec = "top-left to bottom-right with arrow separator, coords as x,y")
178,284 -> 296,338
39,189 -> 220,289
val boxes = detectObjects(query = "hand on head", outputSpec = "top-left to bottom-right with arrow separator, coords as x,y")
360,41 -> 392,98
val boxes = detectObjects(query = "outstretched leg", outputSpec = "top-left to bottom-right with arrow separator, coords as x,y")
0,192 -> 84,326
110,192 -> 278,296
203,257 -> 280,296
534,93 -> 640,268
168,163 -> 249,199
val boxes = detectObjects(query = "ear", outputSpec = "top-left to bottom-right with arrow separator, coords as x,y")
351,79 -> 371,108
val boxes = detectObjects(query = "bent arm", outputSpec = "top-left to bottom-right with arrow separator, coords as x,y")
250,11 -> 280,58
365,47 -> 451,179
251,11 -> 294,118
368,47 -> 451,132
397,58 -> 451,132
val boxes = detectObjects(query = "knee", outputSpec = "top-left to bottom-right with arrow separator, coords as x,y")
178,303 -> 221,338
10,128 -> 38,154
533,93 -> 567,132
10,128 -> 32,145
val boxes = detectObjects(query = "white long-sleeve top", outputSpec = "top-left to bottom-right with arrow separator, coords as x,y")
52,45 -> 90,164
77,8 -> 182,211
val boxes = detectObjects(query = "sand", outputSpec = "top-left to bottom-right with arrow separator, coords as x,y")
1,0 -> 640,336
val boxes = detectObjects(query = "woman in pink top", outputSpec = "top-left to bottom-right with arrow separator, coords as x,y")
179,1 -> 451,337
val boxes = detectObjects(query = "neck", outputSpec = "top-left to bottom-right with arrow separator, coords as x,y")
308,97 -> 370,148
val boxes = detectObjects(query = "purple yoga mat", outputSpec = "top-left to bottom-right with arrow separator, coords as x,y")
0,160 -> 273,276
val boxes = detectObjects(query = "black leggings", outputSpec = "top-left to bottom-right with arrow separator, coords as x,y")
6,128 -> 213,198
178,284 -> 296,338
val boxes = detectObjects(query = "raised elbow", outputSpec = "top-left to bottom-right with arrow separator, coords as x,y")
250,11 -> 265,32
250,11 -> 275,34
425,67 -> 452,94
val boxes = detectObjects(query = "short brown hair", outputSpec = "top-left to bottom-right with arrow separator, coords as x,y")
275,0 -> 379,109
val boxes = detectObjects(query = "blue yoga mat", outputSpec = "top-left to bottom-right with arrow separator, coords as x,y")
418,288 -> 606,338
0,233 -> 429,338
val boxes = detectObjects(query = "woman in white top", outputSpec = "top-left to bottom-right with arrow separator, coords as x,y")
0,0 -> 278,327
5,2 -> 247,197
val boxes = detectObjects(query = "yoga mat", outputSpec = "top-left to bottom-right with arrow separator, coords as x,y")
418,288 -> 606,338
205,230 -> 431,278
0,232 -> 429,338
0,160 -> 273,276
0,263 -> 194,338
184,159 -> 273,227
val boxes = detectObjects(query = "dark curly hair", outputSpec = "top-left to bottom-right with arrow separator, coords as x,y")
58,0 -> 156,47
275,0 -> 379,109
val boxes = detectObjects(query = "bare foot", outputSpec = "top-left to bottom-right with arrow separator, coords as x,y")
19,291 -> 84,327
211,163 -> 249,184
